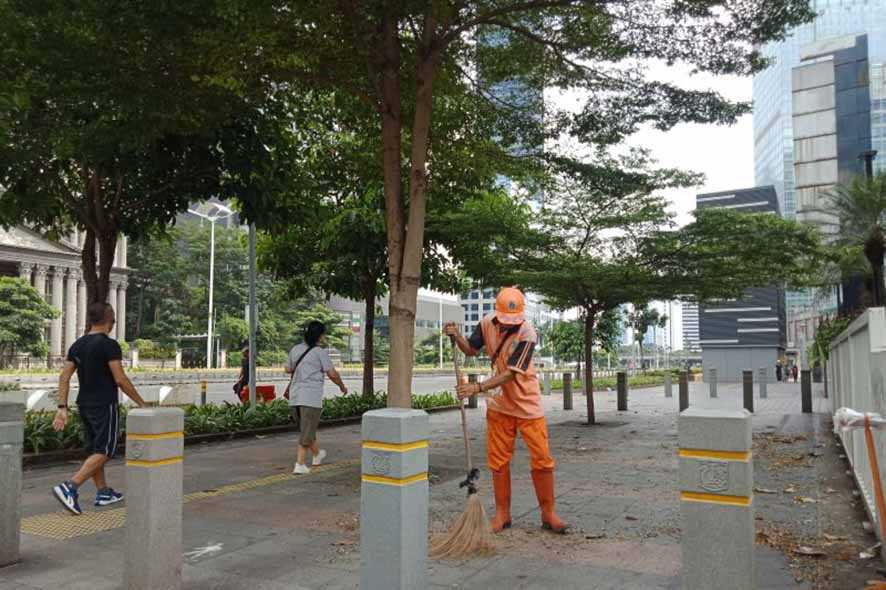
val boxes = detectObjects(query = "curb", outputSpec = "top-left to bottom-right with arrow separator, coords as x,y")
22,404 -> 460,469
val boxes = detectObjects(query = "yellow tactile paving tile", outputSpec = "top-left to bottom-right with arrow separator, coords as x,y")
20,507 -> 127,540
20,459 -> 360,540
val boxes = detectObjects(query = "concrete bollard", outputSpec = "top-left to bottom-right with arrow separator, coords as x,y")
125,408 -> 185,590
467,374 -> 478,409
200,380 -> 208,406
742,370 -> 754,413
617,371 -> 628,411
758,367 -> 767,399
801,369 -> 812,413
563,373 -> 573,410
679,408 -> 755,590
361,409 -> 429,590
664,372 -> 673,398
708,368 -> 718,398
679,371 -> 689,412
543,372 -> 551,396
0,403 -> 24,567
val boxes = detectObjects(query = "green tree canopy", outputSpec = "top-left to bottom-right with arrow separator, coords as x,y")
497,151 -> 826,424
232,0 -> 816,407
826,173 -> 886,308
626,304 -> 668,370
0,1 -> 299,303
129,222 -> 341,365
0,277 -> 57,361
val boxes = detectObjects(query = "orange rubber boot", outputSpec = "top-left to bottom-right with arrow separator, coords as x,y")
490,466 -> 512,532
531,469 -> 569,534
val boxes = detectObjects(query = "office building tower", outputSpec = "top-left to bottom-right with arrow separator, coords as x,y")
752,0 -> 886,313
696,187 -> 787,382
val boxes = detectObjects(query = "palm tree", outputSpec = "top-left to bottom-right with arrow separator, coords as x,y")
829,174 -> 886,307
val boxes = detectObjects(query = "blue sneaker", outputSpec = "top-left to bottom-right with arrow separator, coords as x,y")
52,482 -> 82,515
94,488 -> 124,507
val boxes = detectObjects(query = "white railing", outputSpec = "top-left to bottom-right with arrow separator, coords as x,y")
828,307 -> 886,542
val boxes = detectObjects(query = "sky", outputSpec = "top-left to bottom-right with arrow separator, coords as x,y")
627,65 -> 757,226
545,63 -> 760,346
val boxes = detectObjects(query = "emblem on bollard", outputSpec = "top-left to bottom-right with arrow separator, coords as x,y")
698,461 -> 729,492
369,452 -> 392,476
129,440 -> 146,459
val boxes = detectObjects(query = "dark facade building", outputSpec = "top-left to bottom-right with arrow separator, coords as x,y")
697,186 -> 787,382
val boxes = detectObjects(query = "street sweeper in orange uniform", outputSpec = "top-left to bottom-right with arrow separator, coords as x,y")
444,287 -> 569,534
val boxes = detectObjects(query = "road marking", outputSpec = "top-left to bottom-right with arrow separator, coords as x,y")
184,542 -> 224,561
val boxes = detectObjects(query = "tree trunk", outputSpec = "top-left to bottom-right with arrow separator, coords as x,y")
584,309 -> 596,425
362,281 -> 377,399
638,341 -> 645,372
378,10 -> 437,408
81,228 -> 117,305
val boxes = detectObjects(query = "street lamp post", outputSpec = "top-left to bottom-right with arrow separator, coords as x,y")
188,203 -> 234,370
438,294 -> 443,369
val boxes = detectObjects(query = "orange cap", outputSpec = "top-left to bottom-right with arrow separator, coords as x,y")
495,287 -> 525,325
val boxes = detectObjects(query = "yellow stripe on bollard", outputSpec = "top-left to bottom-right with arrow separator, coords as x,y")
362,440 -> 428,452
126,456 -> 183,468
680,491 -> 752,506
127,432 -> 184,441
678,449 -> 751,462
361,472 -> 428,487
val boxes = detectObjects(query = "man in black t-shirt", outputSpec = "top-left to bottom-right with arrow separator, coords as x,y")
51,301 -> 146,515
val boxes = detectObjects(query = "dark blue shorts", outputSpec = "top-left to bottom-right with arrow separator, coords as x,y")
78,404 -> 120,457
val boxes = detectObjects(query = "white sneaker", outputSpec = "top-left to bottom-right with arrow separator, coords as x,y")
293,463 -> 311,475
312,449 -> 327,467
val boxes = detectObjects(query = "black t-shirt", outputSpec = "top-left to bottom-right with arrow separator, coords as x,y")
66,333 -> 122,407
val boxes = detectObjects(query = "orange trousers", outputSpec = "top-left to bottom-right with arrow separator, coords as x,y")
486,409 -> 555,472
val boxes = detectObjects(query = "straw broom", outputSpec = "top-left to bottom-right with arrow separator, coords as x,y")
429,338 -> 496,560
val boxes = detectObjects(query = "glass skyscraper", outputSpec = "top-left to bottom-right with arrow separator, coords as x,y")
753,0 -> 886,312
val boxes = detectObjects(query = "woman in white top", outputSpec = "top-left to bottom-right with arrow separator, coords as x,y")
286,321 -> 348,474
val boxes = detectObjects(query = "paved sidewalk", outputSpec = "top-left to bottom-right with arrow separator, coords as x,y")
1,381 -> 870,589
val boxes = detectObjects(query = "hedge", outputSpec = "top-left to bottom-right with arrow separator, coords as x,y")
23,391 -> 456,454
549,370 -> 675,392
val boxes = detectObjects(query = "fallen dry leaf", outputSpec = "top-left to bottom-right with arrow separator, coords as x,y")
796,496 -> 818,504
795,546 -> 826,557
755,487 -> 778,494
784,486 -> 797,493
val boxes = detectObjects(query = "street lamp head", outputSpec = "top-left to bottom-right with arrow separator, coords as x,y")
188,202 -> 235,222
207,202 -> 234,219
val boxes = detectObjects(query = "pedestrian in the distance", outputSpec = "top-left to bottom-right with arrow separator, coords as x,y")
792,364 -> 799,383
286,321 -> 347,475
51,302 -> 146,515
775,363 -> 783,383
234,343 -> 250,404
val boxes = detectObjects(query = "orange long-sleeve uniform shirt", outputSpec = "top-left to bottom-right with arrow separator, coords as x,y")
468,315 -> 555,471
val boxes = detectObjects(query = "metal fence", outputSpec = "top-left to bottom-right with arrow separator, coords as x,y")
828,307 -> 886,544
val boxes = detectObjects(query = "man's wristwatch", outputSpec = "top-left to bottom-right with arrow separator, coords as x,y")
477,382 -> 485,394
57,404 -> 67,410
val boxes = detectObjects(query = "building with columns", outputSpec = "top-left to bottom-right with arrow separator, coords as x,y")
0,226 -> 129,360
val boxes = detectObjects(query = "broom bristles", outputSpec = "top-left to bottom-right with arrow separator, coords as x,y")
429,494 -> 497,560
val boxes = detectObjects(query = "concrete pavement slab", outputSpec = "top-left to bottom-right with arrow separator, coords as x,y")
4,381 -> 844,589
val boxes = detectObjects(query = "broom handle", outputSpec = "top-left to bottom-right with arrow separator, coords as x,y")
450,336 -> 473,473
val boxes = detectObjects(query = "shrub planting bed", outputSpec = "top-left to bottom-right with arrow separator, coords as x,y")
23,391 -> 457,455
